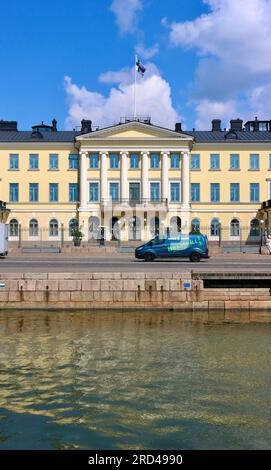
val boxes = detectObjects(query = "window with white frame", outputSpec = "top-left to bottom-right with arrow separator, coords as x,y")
89,182 -> 99,202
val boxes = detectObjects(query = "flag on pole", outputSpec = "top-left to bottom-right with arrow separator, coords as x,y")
136,57 -> 146,77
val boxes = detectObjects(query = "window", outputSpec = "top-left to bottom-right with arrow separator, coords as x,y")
89,182 -> 99,202
49,154 -> 59,170
9,154 -> 19,170
49,219 -> 58,237
130,153 -> 139,169
250,183 -> 259,202
191,218 -> 200,233
29,154 -> 39,170
9,219 -> 19,237
190,154 -> 200,170
49,183 -> 59,202
69,218 -> 78,236
69,154 -> 79,170
9,183 -> 19,202
250,154 -> 259,170
210,154 -> 220,170
230,154 -> 239,170
230,219 -> 240,237
89,153 -> 99,169
150,153 -> 160,169
170,153 -> 180,169
69,183 -> 78,202
29,183 -> 39,202
259,122 -> 268,131
29,219 -> 38,237
230,183 -> 239,202
191,183 -> 200,202
210,183 -> 220,202
152,238 -> 165,246
110,153 -> 119,169
170,182 -> 180,202
109,182 -> 119,202
170,216 -> 181,234
150,182 -> 160,201
210,218 -> 220,236
250,218 -> 260,236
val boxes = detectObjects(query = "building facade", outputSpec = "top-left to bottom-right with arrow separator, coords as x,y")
0,116 -> 270,244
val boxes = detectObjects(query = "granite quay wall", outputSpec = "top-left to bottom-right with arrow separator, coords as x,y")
1,272 -> 271,311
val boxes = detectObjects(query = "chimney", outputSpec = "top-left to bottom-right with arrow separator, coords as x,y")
0,120 -> 18,131
52,118 -> 57,132
81,119 -> 92,134
175,122 -> 182,133
230,118 -> 243,131
211,119 -> 221,131
253,116 -> 259,131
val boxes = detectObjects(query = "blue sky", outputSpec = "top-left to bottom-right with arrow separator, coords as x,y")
1,0 -> 271,131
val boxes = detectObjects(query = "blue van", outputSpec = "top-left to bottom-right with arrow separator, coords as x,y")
135,234 -> 209,262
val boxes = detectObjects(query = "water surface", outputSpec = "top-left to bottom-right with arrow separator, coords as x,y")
0,310 -> 270,450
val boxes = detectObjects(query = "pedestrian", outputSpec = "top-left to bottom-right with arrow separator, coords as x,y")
265,235 -> 271,254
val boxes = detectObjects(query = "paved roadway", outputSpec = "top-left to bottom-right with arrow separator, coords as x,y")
1,254 -> 271,272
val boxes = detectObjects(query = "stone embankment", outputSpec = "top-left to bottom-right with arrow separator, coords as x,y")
0,272 -> 271,311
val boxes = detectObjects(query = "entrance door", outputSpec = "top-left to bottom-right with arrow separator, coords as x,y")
129,183 -> 140,203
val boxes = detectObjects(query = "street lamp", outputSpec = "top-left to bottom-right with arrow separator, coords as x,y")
218,219 -> 222,248
259,219 -> 264,253
18,221 -> 21,249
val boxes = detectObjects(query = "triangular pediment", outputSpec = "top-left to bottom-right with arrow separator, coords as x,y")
76,121 -> 193,141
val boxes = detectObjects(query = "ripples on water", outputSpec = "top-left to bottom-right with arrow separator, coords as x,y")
0,310 -> 271,450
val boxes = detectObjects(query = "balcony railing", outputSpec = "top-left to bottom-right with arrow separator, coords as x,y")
101,198 -> 168,206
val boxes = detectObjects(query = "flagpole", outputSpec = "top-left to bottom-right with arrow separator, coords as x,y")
134,54 -> 137,118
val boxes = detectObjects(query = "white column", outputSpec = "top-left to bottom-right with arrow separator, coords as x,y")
79,151 -> 87,208
181,151 -> 190,209
161,151 -> 169,201
121,151 -> 128,201
141,151 -> 149,201
100,151 -> 108,202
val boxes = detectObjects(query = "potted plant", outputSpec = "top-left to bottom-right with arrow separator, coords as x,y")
71,228 -> 83,247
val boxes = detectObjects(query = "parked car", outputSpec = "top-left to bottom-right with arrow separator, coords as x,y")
135,234 -> 209,262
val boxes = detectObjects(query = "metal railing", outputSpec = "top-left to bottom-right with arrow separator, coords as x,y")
101,198 -> 168,206
7,224 -> 268,252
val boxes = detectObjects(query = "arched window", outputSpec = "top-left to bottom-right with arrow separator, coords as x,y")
129,216 -> 141,240
29,219 -> 38,237
230,219 -> 240,237
191,218 -> 200,233
250,218 -> 260,237
49,219 -> 58,237
111,216 -> 120,241
150,216 -> 160,237
69,218 -> 78,236
88,216 -> 100,240
210,218 -> 220,236
9,219 -> 19,237
170,216 -> 181,235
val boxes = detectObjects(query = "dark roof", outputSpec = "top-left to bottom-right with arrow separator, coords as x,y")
185,130 -> 271,142
0,131 -> 80,142
0,127 -> 271,143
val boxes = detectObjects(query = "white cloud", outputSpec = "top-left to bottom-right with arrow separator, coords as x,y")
110,0 -> 143,34
136,43 -> 159,59
249,83 -> 271,118
166,0 -> 271,127
169,0 -> 271,73
99,67 -> 131,85
195,99 -> 238,130
64,66 -> 180,130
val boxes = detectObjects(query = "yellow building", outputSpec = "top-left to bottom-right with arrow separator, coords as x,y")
0,116 -> 270,245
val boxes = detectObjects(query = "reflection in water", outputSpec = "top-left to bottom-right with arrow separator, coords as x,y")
0,310 -> 271,450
